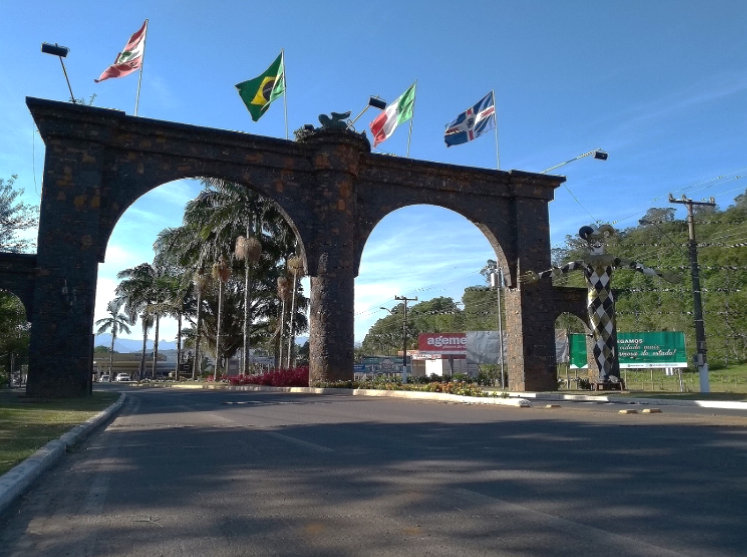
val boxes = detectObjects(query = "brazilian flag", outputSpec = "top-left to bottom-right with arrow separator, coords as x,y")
236,52 -> 285,122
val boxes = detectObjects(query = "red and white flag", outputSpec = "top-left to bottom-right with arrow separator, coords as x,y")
95,20 -> 148,83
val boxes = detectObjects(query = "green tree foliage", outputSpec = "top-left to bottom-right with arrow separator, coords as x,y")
549,192 -> 747,367
0,292 -> 29,382
144,179 -> 308,370
0,175 -> 38,253
95,299 -> 133,378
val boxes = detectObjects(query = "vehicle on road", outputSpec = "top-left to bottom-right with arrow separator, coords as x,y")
115,373 -> 131,382
98,375 -> 110,382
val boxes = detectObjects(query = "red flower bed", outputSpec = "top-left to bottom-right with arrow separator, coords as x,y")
227,366 -> 309,387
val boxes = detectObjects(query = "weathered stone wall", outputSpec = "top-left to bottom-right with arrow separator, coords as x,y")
24,96 -> 581,397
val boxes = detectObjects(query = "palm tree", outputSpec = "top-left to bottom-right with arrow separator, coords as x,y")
94,299 -> 132,380
235,234 -> 262,374
116,263 -> 157,379
151,178 -> 310,374
192,270 -> 208,379
276,275 -> 290,368
212,255 -> 231,379
286,255 -> 305,368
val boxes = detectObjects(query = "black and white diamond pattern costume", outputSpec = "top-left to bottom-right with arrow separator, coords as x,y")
523,225 -> 677,383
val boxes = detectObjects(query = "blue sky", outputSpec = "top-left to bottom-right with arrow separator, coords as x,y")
2,1 -> 746,344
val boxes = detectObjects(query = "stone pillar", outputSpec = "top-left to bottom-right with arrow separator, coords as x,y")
503,195 -> 559,391
27,137 -> 106,398
505,285 -> 559,391
304,130 -> 368,384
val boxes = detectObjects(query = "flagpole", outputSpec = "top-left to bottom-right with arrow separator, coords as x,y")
406,81 -> 416,158
281,49 -> 289,140
134,19 -> 149,117
492,89 -> 500,170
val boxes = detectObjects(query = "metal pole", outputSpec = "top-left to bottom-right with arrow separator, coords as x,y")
58,57 -> 76,104
395,295 -> 417,381
669,194 -> 715,393
134,19 -> 149,116
495,269 -> 505,389
491,90 -> 500,170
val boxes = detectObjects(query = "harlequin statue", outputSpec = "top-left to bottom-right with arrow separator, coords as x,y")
521,224 -> 678,386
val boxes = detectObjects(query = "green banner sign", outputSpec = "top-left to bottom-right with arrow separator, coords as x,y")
570,331 -> 687,369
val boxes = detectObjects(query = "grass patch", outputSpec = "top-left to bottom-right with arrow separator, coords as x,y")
0,391 -> 119,476
558,364 -> 747,395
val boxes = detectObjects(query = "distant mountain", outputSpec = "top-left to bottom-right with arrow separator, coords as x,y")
94,334 -> 177,353
95,334 -> 306,353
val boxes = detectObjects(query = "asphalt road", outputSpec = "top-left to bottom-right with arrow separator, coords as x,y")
1,387 -> 745,556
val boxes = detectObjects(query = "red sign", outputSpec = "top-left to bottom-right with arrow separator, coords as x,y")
418,333 -> 467,354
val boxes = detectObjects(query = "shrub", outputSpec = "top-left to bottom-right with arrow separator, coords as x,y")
227,367 -> 309,387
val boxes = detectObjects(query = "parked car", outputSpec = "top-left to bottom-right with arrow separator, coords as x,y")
115,373 -> 131,382
99,374 -> 110,382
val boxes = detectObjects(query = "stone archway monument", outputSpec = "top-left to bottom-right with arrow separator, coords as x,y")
21,97 -> 579,398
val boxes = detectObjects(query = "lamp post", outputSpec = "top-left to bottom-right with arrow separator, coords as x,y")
347,96 -> 387,129
41,42 -> 76,103
541,148 -> 608,174
489,264 -> 506,389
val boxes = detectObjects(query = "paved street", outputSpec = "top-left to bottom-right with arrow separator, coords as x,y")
1,387 -> 745,556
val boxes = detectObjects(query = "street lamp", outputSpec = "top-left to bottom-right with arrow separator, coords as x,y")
347,96 -> 387,129
41,42 -> 76,104
489,264 -> 507,389
541,148 -> 608,174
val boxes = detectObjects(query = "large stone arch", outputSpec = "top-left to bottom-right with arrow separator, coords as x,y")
22,96 -> 581,397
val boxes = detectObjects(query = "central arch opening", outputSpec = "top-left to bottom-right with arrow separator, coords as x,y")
355,204 -> 508,384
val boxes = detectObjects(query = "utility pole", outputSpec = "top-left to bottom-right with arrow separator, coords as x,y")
394,295 -> 418,381
669,193 -> 716,393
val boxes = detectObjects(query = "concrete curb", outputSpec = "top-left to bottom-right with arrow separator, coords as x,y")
502,391 -> 747,410
0,392 -> 126,517
204,383 -> 533,407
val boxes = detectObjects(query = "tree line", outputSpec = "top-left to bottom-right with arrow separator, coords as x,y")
95,178 -> 309,380
361,189 -> 746,369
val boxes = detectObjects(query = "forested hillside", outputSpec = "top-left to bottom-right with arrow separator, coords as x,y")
361,190 -> 746,369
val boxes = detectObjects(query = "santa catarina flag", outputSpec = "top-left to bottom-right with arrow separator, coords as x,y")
236,53 -> 285,122
444,92 -> 496,147
369,83 -> 416,147
95,20 -> 148,83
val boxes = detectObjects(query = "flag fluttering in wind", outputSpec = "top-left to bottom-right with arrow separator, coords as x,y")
444,91 -> 496,147
95,20 -> 148,83
236,52 -> 285,122
369,83 -> 416,147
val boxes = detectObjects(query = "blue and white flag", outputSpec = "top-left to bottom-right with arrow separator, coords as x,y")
444,92 -> 496,147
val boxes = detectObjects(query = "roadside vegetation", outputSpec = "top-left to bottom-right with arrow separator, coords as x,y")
0,391 -> 118,476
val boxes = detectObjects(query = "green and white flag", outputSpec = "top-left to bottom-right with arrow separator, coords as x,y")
236,52 -> 285,122
369,83 -> 416,147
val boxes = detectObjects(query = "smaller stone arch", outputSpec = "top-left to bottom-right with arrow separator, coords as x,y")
0,253 -> 36,320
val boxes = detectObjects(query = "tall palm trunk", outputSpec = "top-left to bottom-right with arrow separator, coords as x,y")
109,330 -> 116,379
215,280 -> 223,380
175,313 -> 182,379
193,289 -> 202,380
212,257 -> 230,380
152,312 -> 160,380
278,297 -> 286,369
285,256 -> 304,369
139,317 -> 148,380
242,265 -> 250,374
286,270 -> 298,368
236,233 -> 261,376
